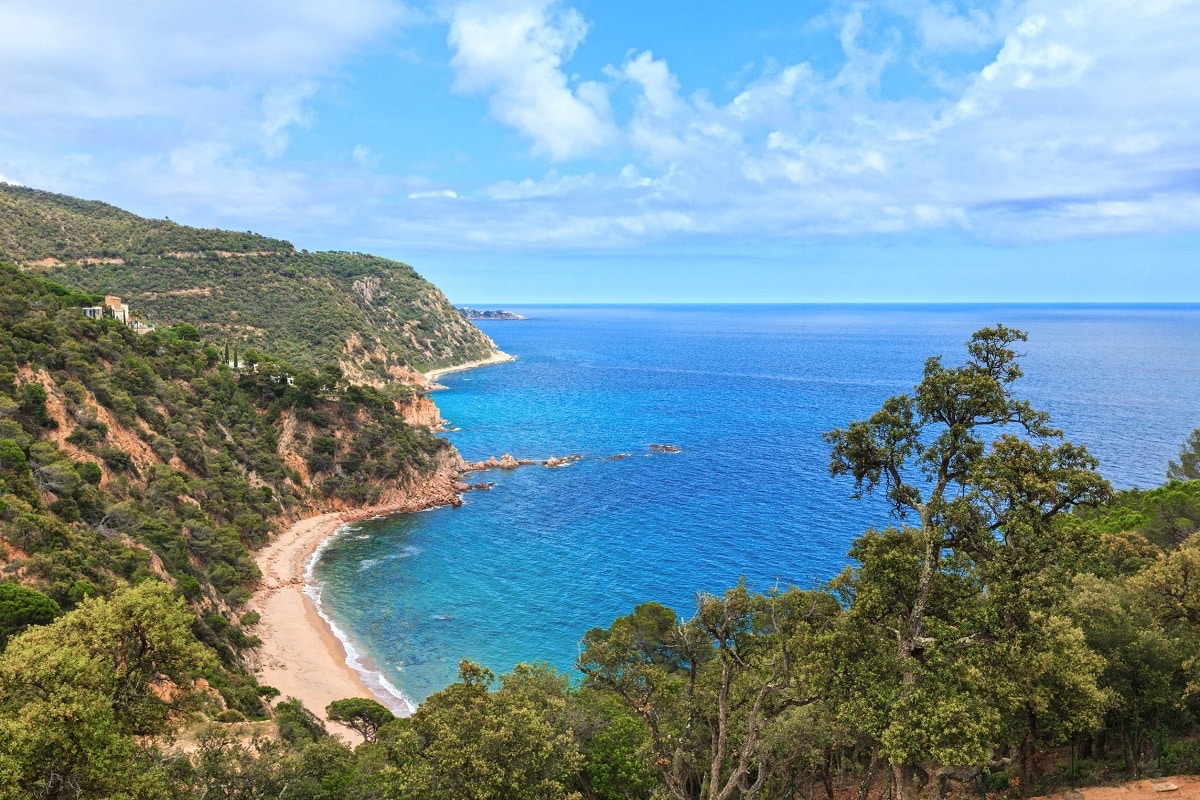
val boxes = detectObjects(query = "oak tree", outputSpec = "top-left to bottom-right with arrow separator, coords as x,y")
824,326 -> 1111,799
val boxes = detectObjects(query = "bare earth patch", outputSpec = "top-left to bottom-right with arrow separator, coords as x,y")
1036,777 -> 1200,800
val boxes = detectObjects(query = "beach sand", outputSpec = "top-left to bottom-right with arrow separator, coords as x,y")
245,349 -> 508,728
424,350 -> 515,386
247,512 -> 398,727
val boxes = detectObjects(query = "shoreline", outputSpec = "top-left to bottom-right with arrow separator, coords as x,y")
424,350 -> 515,386
248,505 -> 432,727
248,349 -> 513,727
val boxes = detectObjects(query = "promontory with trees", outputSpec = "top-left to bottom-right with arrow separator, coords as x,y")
1,186 -> 1200,800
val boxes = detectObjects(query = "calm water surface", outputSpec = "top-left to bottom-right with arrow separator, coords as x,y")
312,305 -> 1200,706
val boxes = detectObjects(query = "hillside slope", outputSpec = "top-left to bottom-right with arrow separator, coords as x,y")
0,263 -> 465,716
0,183 -> 497,383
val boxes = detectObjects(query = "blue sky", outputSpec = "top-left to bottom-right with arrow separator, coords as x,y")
1,0 -> 1198,302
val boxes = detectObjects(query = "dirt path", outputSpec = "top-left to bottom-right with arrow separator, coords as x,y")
1036,777 -> 1200,800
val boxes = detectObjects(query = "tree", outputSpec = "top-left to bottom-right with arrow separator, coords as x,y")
0,582 -> 61,648
571,689 -> 658,800
401,660 -> 583,800
0,581 -> 212,799
1069,573 -> 1180,776
1168,428 -> 1200,482
327,697 -> 395,744
823,326 -> 1111,800
274,698 -> 329,746
579,585 -> 839,800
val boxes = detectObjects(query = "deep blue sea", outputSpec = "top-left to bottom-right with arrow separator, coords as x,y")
311,305 -> 1200,709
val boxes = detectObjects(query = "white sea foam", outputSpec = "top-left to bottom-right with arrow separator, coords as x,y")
304,527 -> 417,717
383,544 -> 421,562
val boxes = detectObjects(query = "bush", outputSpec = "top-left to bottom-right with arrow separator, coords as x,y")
0,581 -> 62,647
99,446 -> 135,473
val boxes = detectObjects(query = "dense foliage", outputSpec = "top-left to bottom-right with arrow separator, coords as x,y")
0,263 -> 455,718
0,184 -> 498,379
2,251 -> 1200,800
0,184 -> 288,261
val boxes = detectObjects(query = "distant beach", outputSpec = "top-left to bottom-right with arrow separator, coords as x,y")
424,350 -> 515,386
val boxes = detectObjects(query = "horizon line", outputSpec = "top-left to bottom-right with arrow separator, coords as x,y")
454,300 -> 1200,307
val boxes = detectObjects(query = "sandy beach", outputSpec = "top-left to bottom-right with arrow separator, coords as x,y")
247,512 -> 406,727
245,351 -> 512,728
424,350 -> 515,385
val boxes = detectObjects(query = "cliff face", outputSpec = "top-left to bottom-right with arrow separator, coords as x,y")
397,395 -> 447,429
0,264 -> 468,626
0,184 -> 498,380
336,445 -> 466,519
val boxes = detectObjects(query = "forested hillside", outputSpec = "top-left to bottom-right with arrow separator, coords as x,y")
0,184 -> 497,383
3,312 -> 1199,800
0,263 -> 463,726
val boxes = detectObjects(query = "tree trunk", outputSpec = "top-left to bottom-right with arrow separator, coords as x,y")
858,745 -> 881,800
821,747 -> 836,800
1119,719 -> 1135,775
892,762 -> 920,800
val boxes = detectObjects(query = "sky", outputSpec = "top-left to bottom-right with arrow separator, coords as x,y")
1,0 -> 1198,303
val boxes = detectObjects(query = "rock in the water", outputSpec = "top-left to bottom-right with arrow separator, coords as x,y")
465,454 -> 536,472
543,454 -> 583,468
649,443 -> 681,453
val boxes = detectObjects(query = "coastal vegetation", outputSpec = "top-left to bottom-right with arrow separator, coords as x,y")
3,306 -> 1198,798
0,188 -> 1199,799
0,184 -> 498,383
0,261 -> 459,732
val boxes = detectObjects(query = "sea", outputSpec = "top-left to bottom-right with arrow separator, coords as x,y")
310,304 -> 1200,709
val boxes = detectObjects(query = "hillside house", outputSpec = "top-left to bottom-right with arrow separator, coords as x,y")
82,295 -> 154,333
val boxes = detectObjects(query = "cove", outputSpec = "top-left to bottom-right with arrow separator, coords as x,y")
313,304 -> 1200,704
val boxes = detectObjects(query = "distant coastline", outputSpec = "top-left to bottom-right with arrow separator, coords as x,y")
458,306 -> 526,321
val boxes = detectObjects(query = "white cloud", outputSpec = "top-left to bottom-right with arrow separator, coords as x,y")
913,1 -> 1020,52
417,0 -> 1200,249
408,189 -> 459,199
0,0 -> 407,208
352,145 -> 376,167
447,0 -> 616,161
262,83 -> 318,158
0,0 -> 406,119
2,0 -> 1199,257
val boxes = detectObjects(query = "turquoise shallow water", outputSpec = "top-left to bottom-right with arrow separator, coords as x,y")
313,304 -> 1200,706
